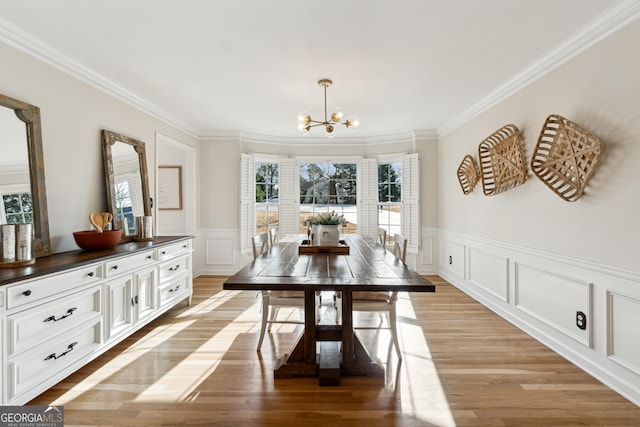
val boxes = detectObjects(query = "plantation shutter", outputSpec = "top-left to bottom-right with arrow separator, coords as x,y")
402,153 -> 420,253
358,158 -> 378,239
240,153 -> 255,254
278,158 -> 297,236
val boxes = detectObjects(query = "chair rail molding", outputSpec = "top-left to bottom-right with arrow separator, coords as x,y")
437,227 -> 640,406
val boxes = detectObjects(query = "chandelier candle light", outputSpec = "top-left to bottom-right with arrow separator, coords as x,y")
297,79 -> 360,138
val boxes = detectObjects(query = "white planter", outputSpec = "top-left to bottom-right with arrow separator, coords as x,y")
311,224 -> 340,246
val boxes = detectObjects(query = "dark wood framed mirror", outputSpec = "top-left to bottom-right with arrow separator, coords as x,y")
0,93 -> 51,257
101,130 -> 151,240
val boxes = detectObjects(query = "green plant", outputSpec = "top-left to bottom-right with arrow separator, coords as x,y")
305,210 -> 348,226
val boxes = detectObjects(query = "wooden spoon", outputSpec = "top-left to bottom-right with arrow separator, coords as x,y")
102,212 -> 113,230
89,212 -> 104,233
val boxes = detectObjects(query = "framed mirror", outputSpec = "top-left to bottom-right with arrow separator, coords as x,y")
0,93 -> 51,257
101,130 -> 151,239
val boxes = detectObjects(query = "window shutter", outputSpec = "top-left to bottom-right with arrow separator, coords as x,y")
402,153 -> 420,253
358,158 -> 378,238
240,153 -> 255,254
278,158 -> 297,235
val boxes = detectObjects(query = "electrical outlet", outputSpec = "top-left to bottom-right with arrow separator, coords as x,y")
576,311 -> 587,330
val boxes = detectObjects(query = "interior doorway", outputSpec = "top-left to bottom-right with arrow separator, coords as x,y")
155,133 -> 196,236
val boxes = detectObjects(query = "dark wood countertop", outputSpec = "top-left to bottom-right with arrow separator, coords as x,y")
0,236 -> 193,287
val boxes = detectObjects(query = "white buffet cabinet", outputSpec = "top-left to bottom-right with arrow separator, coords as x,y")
0,236 -> 193,405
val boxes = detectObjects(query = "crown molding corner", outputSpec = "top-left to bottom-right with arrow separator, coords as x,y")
436,0 -> 640,138
412,129 -> 438,140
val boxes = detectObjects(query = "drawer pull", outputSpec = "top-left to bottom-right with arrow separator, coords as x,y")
161,250 -> 166,255
112,265 -> 119,270
168,264 -> 180,272
88,272 -> 95,277
169,284 -> 181,293
131,295 -> 139,306
43,307 -> 77,323
146,255 -> 153,259
22,290 -> 32,296
44,342 -> 78,361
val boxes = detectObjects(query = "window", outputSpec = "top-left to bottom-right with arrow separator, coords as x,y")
1,192 -> 33,224
377,162 -> 402,242
240,153 -> 418,256
255,161 -> 279,234
299,162 -> 357,234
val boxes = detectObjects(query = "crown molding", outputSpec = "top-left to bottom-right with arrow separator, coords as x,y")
437,0 -> 640,137
236,131 -> 421,147
0,15 -> 200,139
413,130 -> 438,140
199,130 -> 242,141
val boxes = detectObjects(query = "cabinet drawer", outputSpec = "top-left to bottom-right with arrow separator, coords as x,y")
158,274 -> 189,308
7,319 -> 102,402
157,240 -> 191,261
7,263 -> 102,309
159,255 -> 190,282
7,286 -> 102,357
105,250 -> 155,277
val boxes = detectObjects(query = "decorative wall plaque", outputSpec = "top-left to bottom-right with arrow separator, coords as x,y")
457,155 -> 479,195
478,124 -> 527,196
531,114 -> 604,202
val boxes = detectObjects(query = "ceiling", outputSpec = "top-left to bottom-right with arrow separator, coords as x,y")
0,0 -> 634,140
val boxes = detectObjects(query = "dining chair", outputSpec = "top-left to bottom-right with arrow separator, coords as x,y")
378,227 -> 387,247
350,233 -> 408,359
268,226 -> 279,247
253,232 -> 306,351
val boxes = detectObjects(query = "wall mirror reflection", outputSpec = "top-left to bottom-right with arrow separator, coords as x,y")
0,93 -> 51,257
102,130 -> 151,239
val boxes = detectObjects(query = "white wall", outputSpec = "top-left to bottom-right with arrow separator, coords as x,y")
0,41 -> 198,253
437,19 -> 640,404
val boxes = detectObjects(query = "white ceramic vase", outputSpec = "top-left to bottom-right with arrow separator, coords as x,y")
311,224 -> 340,246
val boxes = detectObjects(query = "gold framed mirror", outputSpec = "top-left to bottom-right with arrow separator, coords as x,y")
0,93 -> 51,257
101,130 -> 151,239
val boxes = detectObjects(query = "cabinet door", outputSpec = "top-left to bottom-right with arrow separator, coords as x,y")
134,266 -> 157,324
104,275 -> 133,340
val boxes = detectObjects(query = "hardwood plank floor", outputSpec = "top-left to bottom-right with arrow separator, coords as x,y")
29,275 -> 640,426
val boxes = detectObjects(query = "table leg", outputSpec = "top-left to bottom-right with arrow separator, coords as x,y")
274,290 -> 383,380
340,291 -> 385,378
274,290 -> 318,378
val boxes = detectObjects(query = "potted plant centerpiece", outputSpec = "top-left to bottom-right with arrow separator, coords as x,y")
305,210 -> 347,246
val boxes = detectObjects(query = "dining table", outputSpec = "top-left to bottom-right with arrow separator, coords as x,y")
223,233 -> 436,385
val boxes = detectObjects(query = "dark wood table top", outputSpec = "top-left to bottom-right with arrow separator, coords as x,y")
224,234 -> 435,293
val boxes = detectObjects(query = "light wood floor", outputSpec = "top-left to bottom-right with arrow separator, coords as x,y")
30,275 -> 640,426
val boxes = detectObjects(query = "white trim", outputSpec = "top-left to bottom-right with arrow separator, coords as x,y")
438,227 -> 640,406
0,15 -> 200,139
200,130 -> 242,141
437,0 -> 640,137
2,2 -> 638,143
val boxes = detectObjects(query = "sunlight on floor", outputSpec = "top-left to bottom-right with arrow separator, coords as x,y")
48,288 -> 457,425
396,293 -> 456,427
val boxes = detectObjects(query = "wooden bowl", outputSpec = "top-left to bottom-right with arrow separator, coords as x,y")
73,229 -> 123,251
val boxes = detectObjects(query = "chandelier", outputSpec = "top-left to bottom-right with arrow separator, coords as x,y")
296,79 -> 360,138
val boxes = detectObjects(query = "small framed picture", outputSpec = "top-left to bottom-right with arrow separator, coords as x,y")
158,166 -> 182,210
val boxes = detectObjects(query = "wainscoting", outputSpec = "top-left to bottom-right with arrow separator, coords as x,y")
195,228 -> 247,276
437,229 -> 640,406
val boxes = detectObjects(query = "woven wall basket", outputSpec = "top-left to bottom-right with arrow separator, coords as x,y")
478,124 -> 527,196
531,114 -> 605,202
457,154 -> 479,195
